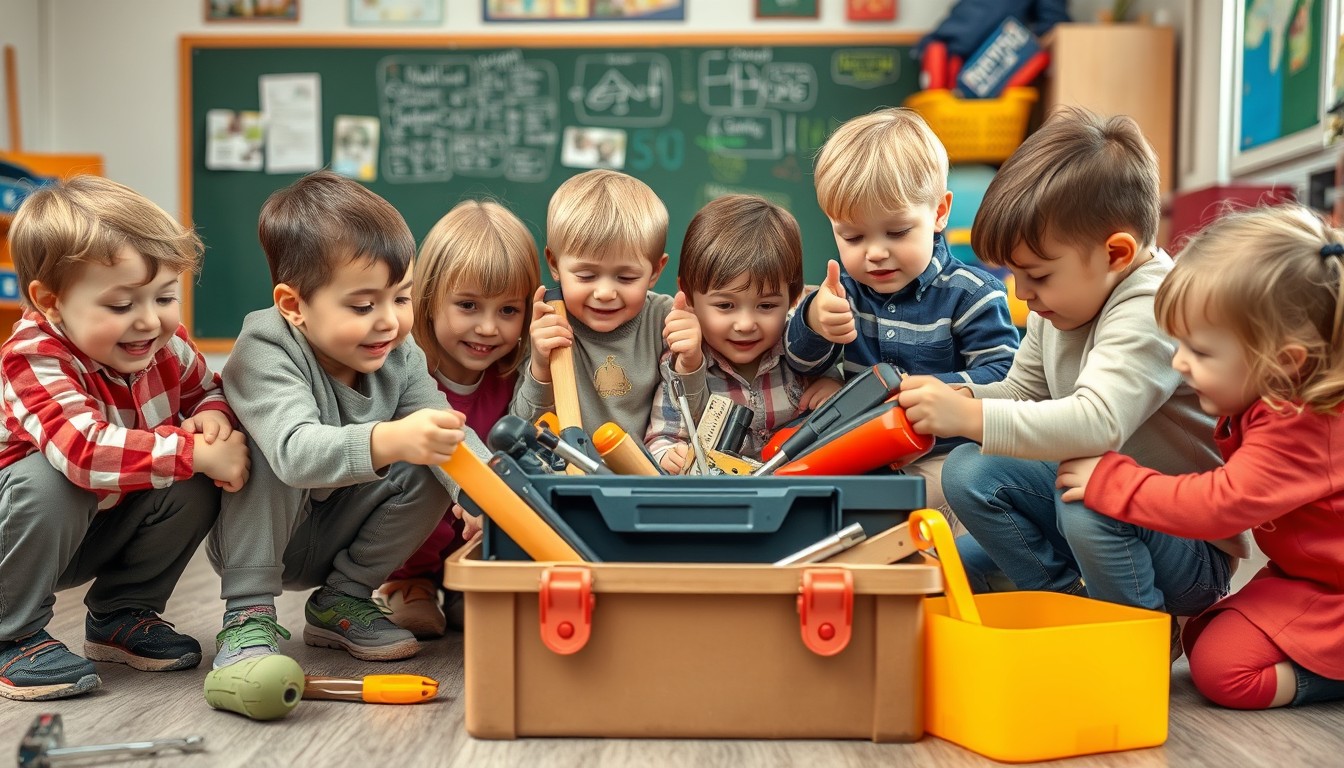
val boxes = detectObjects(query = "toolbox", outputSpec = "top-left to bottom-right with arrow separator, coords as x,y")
444,539 -> 942,741
481,475 -> 925,563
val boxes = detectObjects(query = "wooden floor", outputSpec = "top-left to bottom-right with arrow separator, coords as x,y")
2,546 -> 1341,768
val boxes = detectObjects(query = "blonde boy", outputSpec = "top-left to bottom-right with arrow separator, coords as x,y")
898,108 -> 1248,629
785,107 -> 1018,510
0,177 -> 244,700
511,169 -> 674,441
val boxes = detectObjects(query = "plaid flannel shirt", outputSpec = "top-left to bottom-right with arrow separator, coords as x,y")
0,312 -> 234,509
647,339 -> 835,461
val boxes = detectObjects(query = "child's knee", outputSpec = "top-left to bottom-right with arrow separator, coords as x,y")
940,443 -> 987,502
1,458 -> 98,531
387,463 -> 452,512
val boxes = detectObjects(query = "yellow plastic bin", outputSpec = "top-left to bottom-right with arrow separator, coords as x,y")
911,510 -> 1172,763
904,88 -> 1037,164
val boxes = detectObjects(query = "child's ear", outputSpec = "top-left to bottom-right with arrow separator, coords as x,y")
273,283 -> 304,327
544,247 -> 561,282
26,280 -> 60,323
1104,232 -> 1139,273
933,191 -> 954,232
1278,343 -> 1310,376
648,253 -> 670,285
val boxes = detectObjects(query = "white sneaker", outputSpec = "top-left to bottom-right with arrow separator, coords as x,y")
373,578 -> 446,639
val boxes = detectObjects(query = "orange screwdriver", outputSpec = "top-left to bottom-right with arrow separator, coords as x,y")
302,674 -> 439,704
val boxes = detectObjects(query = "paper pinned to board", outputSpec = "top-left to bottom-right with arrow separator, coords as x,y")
260,73 -> 322,174
205,109 -> 264,171
331,115 -> 380,181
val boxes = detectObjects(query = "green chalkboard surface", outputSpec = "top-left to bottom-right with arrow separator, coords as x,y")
184,34 -> 918,341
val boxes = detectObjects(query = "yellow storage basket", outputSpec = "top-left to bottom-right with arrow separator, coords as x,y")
904,87 -> 1038,164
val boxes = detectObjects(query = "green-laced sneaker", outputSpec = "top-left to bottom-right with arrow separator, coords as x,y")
213,607 -> 291,670
303,587 -> 419,661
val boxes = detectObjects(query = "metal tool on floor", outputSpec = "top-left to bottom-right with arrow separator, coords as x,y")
18,713 -> 205,767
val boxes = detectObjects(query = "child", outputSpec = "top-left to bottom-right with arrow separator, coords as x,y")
206,171 -> 486,668
1058,204 -> 1344,709
510,169 -> 673,441
899,107 -> 1249,637
648,194 -> 841,471
784,107 -> 1018,511
0,176 -> 245,700
374,200 -> 540,638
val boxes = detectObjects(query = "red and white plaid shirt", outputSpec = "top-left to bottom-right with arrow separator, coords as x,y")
0,311 -> 234,509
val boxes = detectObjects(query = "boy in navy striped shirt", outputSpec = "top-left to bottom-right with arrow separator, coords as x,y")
785,107 -> 1018,513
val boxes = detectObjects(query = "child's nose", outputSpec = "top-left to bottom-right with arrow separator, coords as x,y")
1013,280 -> 1034,302
593,282 -> 617,301
476,317 -> 497,336
733,314 -> 756,332
133,306 -> 159,330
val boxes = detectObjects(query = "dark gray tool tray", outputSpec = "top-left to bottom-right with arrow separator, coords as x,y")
481,475 -> 924,563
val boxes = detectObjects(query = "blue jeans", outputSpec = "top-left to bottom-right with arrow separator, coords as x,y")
942,443 -> 1231,614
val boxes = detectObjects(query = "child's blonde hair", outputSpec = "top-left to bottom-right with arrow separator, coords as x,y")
9,176 -> 202,306
679,194 -> 803,304
413,200 -> 541,375
546,169 -> 668,267
1155,204 -> 1344,413
813,107 -> 948,223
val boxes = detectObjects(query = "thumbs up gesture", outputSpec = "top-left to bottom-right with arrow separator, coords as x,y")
807,260 -> 857,344
663,291 -> 704,374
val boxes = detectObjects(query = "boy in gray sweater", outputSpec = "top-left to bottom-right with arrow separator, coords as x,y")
207,171 -> 485,668
897,109 -> 1249,632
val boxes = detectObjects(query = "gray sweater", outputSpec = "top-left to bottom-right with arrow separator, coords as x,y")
512,291 -> 673,442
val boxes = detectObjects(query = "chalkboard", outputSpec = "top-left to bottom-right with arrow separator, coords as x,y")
183,34 -> 919,341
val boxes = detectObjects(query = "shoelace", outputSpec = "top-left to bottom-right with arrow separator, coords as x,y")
217,613 -> 291,649
121,610 -> 176,636
325,595 -> 391,628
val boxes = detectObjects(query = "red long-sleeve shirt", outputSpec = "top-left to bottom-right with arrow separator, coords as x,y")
1086,400 -> 1344,679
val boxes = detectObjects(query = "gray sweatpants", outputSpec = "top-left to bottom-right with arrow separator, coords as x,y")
0,453 -> 220,641
207,459 -> 450,610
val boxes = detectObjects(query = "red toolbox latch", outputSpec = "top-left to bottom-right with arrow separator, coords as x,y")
797,568 -> 853,656
539,567 -> 594,655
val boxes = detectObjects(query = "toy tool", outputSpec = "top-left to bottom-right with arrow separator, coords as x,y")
773,395 -> 933,476
19,713 -> 204,767
303,674 -> 439,704
593,422 -> 663,475
670,377 -> 710,475
487,415 -> 554,474
536,424 -> 611,475
543,286 -> 586,475
697,394 -> 752,454
442,447 -> 583,561
203,654 -> 305,721
774,523 -> 867,565
822,521 -> 921,565
753,363 -> 903,475
489,452 -> 601,561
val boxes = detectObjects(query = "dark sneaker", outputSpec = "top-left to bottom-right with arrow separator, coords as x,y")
304,586 -> 419,661
213,606 -> 290,670
85,609 -> 201,672
0,630 -> 101,701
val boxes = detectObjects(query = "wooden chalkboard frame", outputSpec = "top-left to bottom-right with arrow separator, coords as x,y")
179,33 -> 919,349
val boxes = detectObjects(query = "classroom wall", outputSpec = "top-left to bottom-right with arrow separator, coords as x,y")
0,0 -> 42,153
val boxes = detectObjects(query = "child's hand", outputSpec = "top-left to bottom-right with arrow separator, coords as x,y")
374,408 -> 464,467
897,375 -> 983,441
796,377 -> 843,413
658,443 -> 689,474
663,291 -> 703,374
1057,457 -> 1103,503
452,502 -> 482,541
194,431 -> 250,492
528,285 -> 572,383
181,410 -> 234,444
806,261 -> 857,344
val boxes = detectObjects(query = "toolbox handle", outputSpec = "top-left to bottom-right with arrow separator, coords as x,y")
555,485 -> 836,533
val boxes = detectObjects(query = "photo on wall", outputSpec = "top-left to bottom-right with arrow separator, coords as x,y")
331,115 -> 381,181
350,0 -> 444,25
484,0 -> 685,22
205,0 -> 299,21
560,126 -> 627,170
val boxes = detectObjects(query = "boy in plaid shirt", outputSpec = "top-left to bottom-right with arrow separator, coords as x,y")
649,195 -> 841,470
0,176 -> 248,701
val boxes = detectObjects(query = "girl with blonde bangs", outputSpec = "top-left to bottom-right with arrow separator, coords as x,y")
377,199 -> 541,638
1059,203 -> 1344,711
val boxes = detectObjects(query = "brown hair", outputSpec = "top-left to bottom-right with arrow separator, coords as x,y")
813,107 -> 948,222
1155,204 -> 1344,413
257,170 -> 414,298
546,169 -> 668,267
971,106 -> 1160,267
9,175 -> 201,305
678,194 -> 804,304
412,200 -> 541,375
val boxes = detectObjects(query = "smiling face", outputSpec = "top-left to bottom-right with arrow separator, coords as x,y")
281,256 -> 413,388
431,287 -> 528,385
547,247 -> 667,332
690,276 -> 790,378
829,194 -> 951,295
41,245 -> 183,375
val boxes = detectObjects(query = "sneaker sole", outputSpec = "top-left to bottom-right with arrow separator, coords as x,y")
395,616 -> 447,640
84,641 -> 201,672
301,627 -> 420,661
0,673 -> 101,701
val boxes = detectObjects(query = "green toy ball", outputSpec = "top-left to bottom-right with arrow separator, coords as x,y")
203,654 -> 305,721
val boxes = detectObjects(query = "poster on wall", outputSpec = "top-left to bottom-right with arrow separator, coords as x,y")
755,0 -> 818,18
483,0 -> 685,22
204,0 -> 299,21
1233,0 -> 1340,173
847,0 -> 896,22
350,0 -> 443,25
